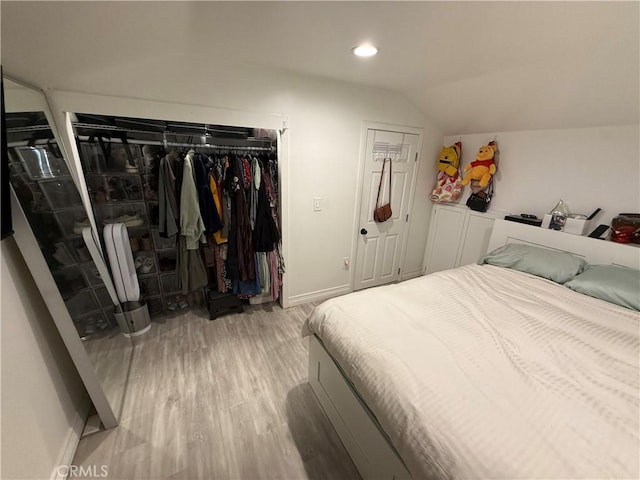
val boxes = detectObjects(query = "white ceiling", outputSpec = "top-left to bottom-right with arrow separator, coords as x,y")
1,1 -> 638,135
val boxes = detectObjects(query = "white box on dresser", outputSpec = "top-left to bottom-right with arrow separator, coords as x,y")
540,213 -> 593,235
423,203 -> 510,274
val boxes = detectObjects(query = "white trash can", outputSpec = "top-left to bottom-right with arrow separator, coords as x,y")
114,300 -> 151,337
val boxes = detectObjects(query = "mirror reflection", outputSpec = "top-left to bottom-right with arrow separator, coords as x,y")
4,77 -> 133,421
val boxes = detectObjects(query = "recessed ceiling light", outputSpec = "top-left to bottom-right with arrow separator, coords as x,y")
353,44 -> 378,57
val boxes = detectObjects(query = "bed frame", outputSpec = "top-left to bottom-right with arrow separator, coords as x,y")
308,335 -> 412,480
307,220 -> 639,480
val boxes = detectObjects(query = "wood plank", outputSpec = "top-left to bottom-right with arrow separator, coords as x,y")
72,303 -> 360,479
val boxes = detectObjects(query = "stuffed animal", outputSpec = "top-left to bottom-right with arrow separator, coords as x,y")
431,141 -> 463,203
437,141 -> 461,177
461,141 -> 497,188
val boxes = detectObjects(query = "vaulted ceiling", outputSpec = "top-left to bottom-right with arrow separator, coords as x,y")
2,1 -> 638,135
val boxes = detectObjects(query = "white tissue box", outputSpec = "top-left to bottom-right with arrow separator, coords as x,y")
541,214 -> 592,235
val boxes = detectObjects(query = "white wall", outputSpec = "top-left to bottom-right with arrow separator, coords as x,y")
1,237 -> 89,480
444,125 -> 640,227
279,79 -> 441,301
46,65 -> 442,305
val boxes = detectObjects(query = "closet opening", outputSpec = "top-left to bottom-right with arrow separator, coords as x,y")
69,113 -> 283,329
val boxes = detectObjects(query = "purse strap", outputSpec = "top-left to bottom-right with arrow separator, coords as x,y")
375,158 -> 392,208
118,134 -> 135,166
88,134 -> 112,161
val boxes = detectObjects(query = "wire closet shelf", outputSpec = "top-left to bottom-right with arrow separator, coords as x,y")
72,122 -> 276,152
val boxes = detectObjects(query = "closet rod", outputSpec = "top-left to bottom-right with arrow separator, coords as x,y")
163,141 -> 275,152
7,139 -> 58,147
72,122 -> 273,144
75,135 -> 274,152
7,125 -> 54,134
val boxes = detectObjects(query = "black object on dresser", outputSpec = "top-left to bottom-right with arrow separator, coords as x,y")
504,214 -> 543,227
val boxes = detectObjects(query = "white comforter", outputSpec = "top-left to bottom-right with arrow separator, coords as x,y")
303,264 -> 639,479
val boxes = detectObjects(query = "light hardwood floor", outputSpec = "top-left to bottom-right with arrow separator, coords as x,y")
73,303 -> 361,479
83,326 -> 134,421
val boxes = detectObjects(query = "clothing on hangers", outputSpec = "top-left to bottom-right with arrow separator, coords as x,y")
148,143 -> 282,301
209,172 -> 228,245
180,150 -> 206,250
158,153 -> 179,238
176,235 -> 207,295
256,252 -> 270,295
249,157 -> 260,230
212,244 -> 232,293
72,117 -> 282,305
194,152 -> 223,235
253,172 -> 279,252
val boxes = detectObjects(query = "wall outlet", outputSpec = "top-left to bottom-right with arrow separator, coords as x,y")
313,197 -> 322,212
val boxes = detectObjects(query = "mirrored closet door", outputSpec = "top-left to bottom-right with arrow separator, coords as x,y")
3,76 -> 133,428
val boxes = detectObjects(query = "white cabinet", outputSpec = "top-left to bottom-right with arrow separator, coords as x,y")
423,204 -> 508,274
423,205 -> 466,274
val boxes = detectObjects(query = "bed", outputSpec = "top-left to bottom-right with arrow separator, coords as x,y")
303,219 -> 640,480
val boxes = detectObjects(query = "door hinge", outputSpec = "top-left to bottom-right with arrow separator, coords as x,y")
415,152 -> 418,162
406,214 -> 409,222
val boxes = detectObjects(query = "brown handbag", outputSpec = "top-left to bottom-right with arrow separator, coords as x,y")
373,158 -> 392,222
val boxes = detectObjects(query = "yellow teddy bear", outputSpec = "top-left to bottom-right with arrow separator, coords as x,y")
461,141 -> 497,188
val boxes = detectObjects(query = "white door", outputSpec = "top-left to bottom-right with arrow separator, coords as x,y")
354,129 -> 420,290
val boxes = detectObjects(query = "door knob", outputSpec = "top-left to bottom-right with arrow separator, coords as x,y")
360,228 -> 367,235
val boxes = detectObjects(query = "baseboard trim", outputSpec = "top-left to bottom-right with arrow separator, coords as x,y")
287,284 -> 352,307
50,411 -> 86,480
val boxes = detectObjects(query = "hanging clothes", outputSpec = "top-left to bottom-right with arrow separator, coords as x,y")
213,244 -> 232,293
219,156 -> 231,241
176,235 -> 208,295
253,175 -> 279,252
180,150 -> 206,250
268,157 -> 279,201
249,157 -> 260,230
224,156 -> 241,281
236,159 -> 255,282
158,153 -> 179,238
241,156 -> 252,187
223,189 -> 231,242
267,249 -> 281,301
151,144 -> 281,303
261,164 -> 281,234
171,151 -> 184,213
176,150 -> 208,294
209,172 -> 227,245
166,152 -> 181,217
234,252 -> 262,296
225,155 -> 255,283
256,251 -> 270,295
194,153 -> 223,235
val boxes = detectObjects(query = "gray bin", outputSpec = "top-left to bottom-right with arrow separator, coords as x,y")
114,300 -> 151,336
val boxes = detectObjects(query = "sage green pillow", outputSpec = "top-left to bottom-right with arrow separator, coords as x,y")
564,265 -> 640,311
480,243 -> 587,283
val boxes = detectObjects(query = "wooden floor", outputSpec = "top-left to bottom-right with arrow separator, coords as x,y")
73,303 -> 361,479
83,326 -> 134,420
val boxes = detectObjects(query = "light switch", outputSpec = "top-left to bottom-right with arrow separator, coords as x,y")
313,197 -> 322,212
